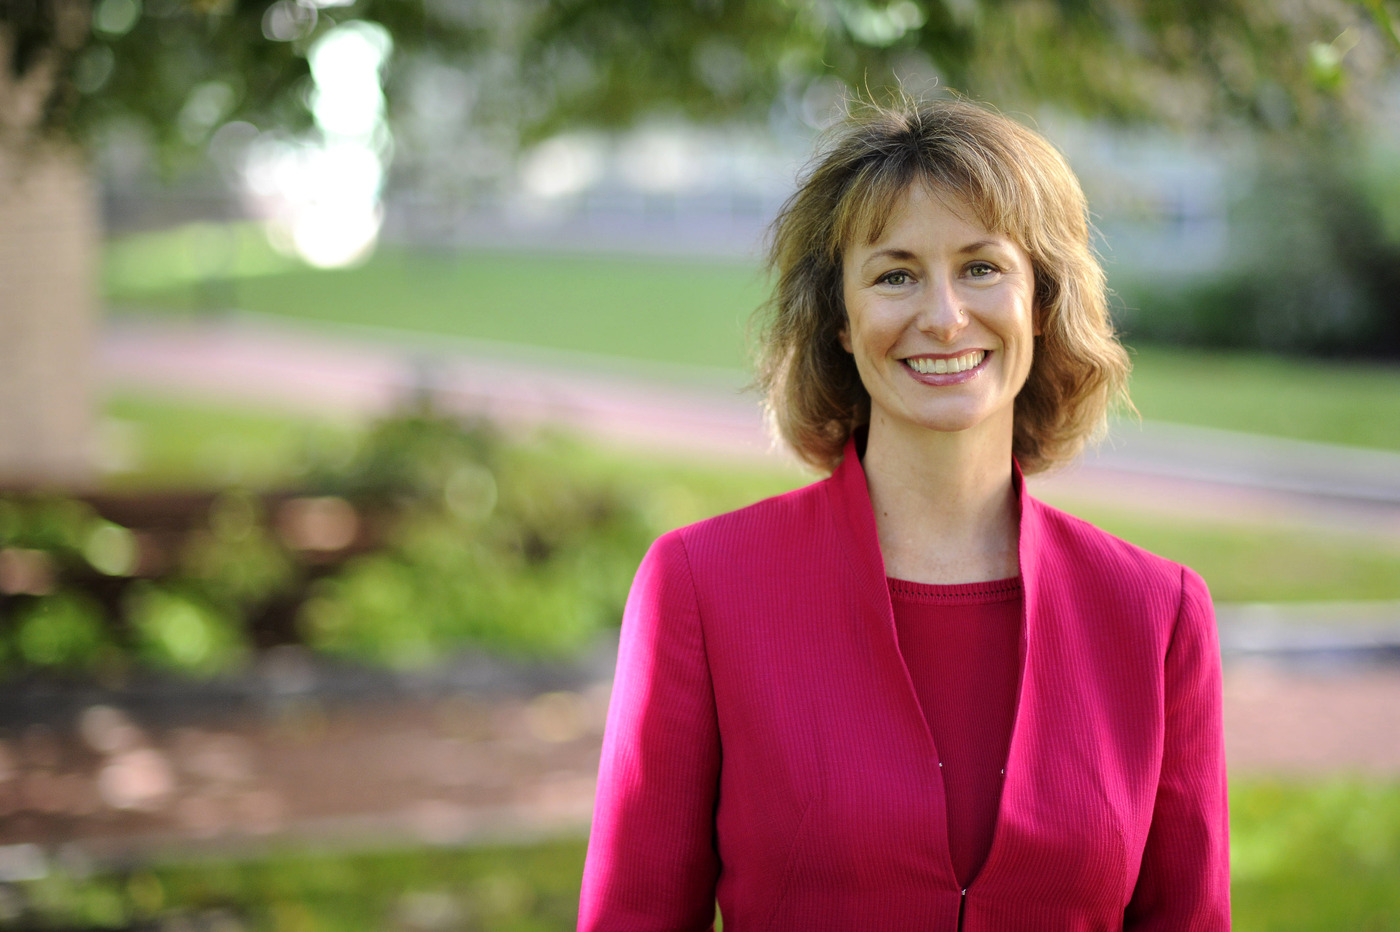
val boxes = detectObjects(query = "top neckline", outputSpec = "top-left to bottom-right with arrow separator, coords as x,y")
887,575 -> 1023,605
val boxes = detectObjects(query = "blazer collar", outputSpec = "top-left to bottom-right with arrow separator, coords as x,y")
828,434 -> 1045,644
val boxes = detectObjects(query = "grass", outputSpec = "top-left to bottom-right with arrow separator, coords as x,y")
10,779 -> 1400,930
1230,778 -> 1400,930
105,234 -> 767,373
102,393 -> 363,490
1126,344 -> 1400,453
104,226 -> 1400,452
17,835 -> 589,931
1043,497 -> 1400,603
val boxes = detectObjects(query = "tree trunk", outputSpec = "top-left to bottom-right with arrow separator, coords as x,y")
0,142 -> 97,488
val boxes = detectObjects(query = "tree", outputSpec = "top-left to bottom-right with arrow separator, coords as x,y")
2,0 -> 1397,483
2,0 -> 95,486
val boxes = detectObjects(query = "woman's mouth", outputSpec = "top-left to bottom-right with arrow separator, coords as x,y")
904,350 -> 987,376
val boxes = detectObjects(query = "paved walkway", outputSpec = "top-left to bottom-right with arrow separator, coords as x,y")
3,651 -> 1399,868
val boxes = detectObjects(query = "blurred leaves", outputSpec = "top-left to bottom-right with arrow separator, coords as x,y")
182,489 -> 295,605
298,410 -> 652,665
0,409 -> 656,678
1359,0 -> 1400,52
125,580 -> 249,673
7,0 -> 1400,169
1231,779 -> 1400,927
12,590 -> 112,670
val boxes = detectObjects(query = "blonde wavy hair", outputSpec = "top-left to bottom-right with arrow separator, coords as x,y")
755,96 -> 1131,474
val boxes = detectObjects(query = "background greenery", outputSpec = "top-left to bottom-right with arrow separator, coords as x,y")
1114,142 -> 1400,359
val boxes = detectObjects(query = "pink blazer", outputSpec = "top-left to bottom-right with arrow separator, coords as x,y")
580,439 -> 1229,931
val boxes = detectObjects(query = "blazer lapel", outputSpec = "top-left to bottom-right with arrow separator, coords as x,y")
974,467 -> 1062,891
827,436 -> 965,886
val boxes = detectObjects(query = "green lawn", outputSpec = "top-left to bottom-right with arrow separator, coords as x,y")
103,393 -> 362,490
12,779 -> 1400,931
1126,345 -> 1400,453
1042,498 -> 1400,603
104,227 -> 1400,452
105,233 -> 767,373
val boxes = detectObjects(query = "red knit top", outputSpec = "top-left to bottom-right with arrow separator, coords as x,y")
887,575 -> 1023,889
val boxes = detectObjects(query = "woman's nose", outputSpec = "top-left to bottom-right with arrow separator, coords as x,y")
918,276 -> 968,343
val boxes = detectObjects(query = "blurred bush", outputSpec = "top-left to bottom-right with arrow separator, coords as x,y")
0,409 -> 656,679
1116,139 -> 1400,358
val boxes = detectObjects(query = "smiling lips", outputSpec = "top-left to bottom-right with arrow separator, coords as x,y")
904,349 -> 987,375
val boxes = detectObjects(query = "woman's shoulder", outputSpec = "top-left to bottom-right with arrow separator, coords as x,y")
650,470 -> 840,569
682,470 -> 835,538
1024,493 -> 1210,603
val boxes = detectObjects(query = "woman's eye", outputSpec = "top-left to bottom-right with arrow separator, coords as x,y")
878,271 -> 911,286
967,262 -> 998,278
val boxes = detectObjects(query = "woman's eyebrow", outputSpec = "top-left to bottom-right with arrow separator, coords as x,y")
956,240 -> 1005,255
860,247 -> 917,270
861,240 -> 1011,269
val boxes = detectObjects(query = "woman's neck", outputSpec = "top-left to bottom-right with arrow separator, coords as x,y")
860,414 -> 1020,585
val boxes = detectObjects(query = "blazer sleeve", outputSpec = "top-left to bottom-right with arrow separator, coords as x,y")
578,530 -> 721,932
1125,566 -> 1231,930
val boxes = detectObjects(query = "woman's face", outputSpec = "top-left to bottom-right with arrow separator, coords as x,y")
839,182 -> 1037,444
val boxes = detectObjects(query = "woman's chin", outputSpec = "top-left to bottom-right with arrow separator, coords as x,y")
873,402 -> 1013,440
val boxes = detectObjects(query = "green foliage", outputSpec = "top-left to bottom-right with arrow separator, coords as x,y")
0,409 -> 662,677
11,591 -> 112,671
11,836 -> 589,930
181,490 -> 296,606
48,0 -> 495,170
0,494 -> 102,555
5,779 -> 1400,929
304,407 -> 500,504
11,362 -> 1396,680
12,0 -> 1398,179
0,490 -> 269,679
1116,141 -> 1400,359
124,581 -> 250,674
298,411 -> 655,662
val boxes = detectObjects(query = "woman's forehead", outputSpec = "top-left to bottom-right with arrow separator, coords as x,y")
846,178 -> 1012,249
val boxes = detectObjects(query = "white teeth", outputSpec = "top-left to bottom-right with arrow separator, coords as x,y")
907,351 -> 985,375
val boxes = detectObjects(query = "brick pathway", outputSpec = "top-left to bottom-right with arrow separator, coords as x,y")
1,661 -> 1397,865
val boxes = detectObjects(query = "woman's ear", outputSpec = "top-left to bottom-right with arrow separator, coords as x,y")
837,296 -> 854,352
1031,271 -> 1047,336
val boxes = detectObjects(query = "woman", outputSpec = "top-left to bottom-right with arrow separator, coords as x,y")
579,98 -> 1229,931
